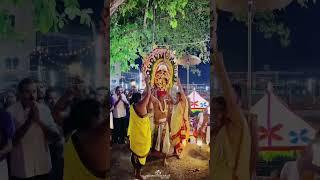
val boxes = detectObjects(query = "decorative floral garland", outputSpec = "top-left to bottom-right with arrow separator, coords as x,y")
158,100 -> 168,113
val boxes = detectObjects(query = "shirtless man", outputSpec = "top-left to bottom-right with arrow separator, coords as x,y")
150,89 -> 171,166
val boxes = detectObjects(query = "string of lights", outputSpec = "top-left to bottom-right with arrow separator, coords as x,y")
29,41 -> 96,68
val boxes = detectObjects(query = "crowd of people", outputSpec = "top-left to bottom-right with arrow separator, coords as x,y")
110,76 -> 210,179
0,77 -> 109,180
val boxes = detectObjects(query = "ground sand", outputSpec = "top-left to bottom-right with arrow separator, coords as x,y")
110,143 -> 210,180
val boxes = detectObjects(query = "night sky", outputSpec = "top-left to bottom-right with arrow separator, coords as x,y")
218,1 -> 320,72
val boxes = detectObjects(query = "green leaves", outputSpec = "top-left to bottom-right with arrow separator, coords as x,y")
65,7 -> 79,20
146,9 -> 153,20
169,19 -> 177,28
231,11 -> 291,47
0,10 -> 12,33
63,0 -> 80,8
111,0 -> 210,75
0,9 -> 25,41
33,0 -> 57,33
110,22 -> 143,74
64,2 -> 92,26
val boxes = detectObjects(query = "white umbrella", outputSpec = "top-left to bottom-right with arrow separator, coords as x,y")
176,55 -> 201,94
177,55 -> 202,66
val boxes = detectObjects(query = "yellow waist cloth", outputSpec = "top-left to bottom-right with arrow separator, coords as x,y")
127,105 -> 151,165
63,139 -> 108,180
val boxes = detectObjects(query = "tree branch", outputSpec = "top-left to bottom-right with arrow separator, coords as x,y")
110,0 -> 127,16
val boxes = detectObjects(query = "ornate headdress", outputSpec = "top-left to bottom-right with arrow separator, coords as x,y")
142,48 -> 178,93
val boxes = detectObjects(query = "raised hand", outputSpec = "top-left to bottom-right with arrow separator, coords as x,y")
30,102 -> 40,124
145,74 -> 150,85
176,78 -> 182,87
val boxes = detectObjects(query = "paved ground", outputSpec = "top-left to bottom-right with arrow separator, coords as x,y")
110,143 -> 210,180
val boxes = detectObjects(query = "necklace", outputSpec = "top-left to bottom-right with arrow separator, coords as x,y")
158,100 -> 167,113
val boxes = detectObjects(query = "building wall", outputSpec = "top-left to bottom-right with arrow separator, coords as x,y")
0,0 -> 35,90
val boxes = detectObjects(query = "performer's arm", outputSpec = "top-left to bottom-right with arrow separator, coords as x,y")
150,88 -> 159,103
147,97 -> 153,112
114,96 -> 121,107
177,78 -> 187,103
213,52 -> 243,124
167,93 -> 175,105
12,109 -> 34,145
121,95 -> 130,106
135,75 -> 151,116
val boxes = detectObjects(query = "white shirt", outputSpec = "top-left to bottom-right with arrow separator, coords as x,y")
0,160 -> 8,180
7,102 -> 60,178
280,161 -> 300,180
112,94 -> 128,118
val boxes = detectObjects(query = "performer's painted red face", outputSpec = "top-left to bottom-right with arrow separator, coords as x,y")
157,90 -> 166,98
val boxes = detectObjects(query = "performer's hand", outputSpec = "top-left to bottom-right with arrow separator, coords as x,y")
145,75 -> 150,85
177,78 -> 181,86
30,102 -> 40,124
151,88 -> 156,95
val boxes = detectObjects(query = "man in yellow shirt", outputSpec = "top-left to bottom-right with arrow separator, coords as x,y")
211,52 -> 251,180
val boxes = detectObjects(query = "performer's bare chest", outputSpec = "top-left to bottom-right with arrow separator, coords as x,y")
153,101 -> 168,121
